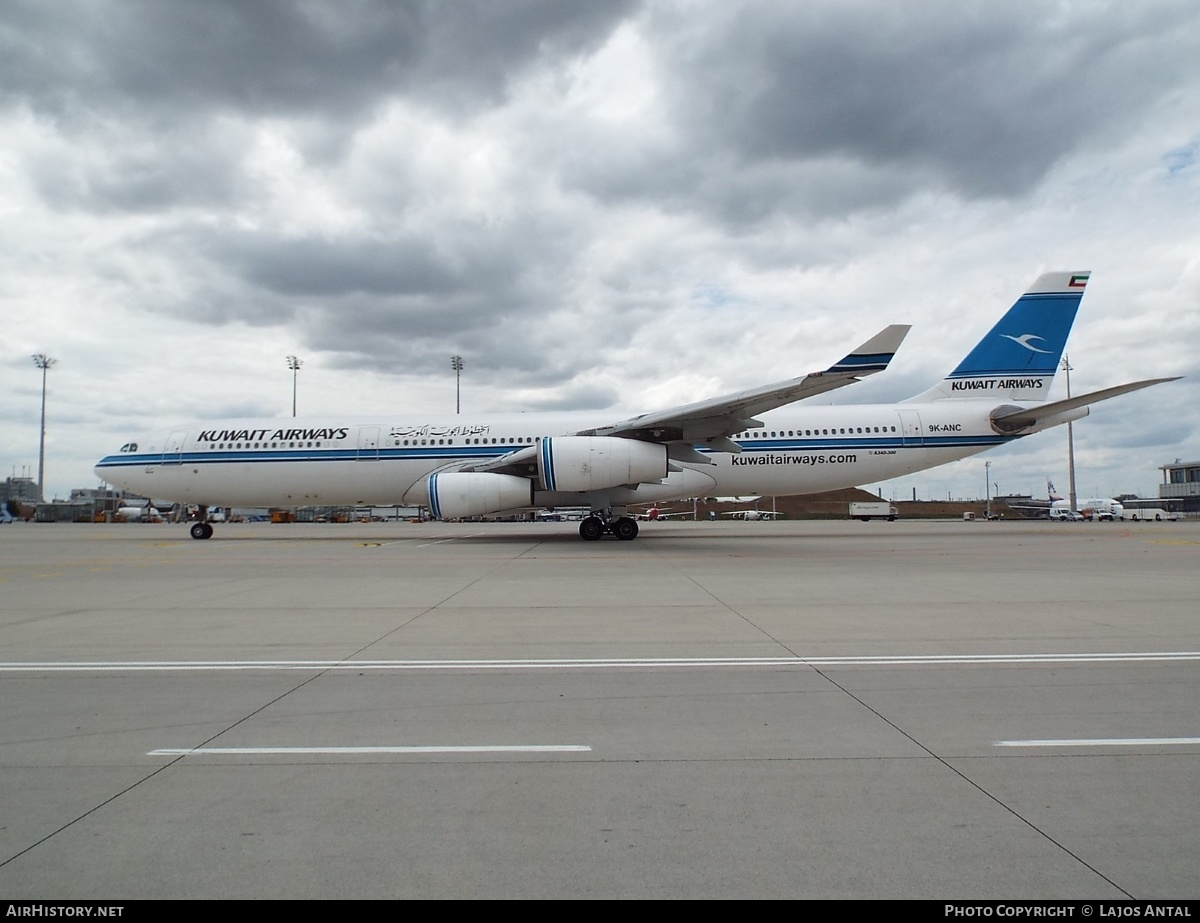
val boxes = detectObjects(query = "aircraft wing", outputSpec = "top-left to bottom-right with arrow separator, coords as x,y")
991,377 -> 1179,431
460,324 -> 909,476
579,324 -> 911,450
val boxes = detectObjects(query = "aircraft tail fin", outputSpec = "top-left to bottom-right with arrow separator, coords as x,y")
1047,479 -> 1062,502
906,271 -> 1090,403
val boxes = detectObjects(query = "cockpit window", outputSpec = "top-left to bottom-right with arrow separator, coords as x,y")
119,442 -> 138,453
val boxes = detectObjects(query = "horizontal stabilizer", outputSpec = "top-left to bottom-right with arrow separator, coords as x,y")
991,377 -> 1179,430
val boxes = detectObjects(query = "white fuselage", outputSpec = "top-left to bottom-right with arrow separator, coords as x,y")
94,399 -> 1059,511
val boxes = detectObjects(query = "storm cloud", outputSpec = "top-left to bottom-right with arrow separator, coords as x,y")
2,0 -> 1197,500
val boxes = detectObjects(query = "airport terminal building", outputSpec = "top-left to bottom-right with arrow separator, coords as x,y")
1159,460 -> 1200,514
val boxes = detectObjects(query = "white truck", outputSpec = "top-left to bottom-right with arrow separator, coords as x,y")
849,501 -> 898,521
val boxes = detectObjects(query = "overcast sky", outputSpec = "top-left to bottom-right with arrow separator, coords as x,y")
3,0 -> 1198,503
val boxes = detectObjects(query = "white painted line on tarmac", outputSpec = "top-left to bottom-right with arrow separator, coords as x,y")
4,651 -> 1200,672
415,531 -> 488,547
995,737 -> 1200,748
150,745 -> 591,756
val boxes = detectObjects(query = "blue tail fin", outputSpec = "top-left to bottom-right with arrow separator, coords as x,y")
907,271 -> 1089,403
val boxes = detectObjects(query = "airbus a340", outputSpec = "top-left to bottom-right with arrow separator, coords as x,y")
95,271 -> 1174,541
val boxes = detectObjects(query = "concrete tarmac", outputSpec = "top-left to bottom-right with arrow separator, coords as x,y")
1,518 -> 1198,899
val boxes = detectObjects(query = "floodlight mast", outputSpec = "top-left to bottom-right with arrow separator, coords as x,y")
451,355 -> 464,414
286,355 -> 302,418
32,353 -> 56,502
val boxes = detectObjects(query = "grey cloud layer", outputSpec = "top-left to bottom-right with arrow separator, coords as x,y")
2,1 -> 1197,499
2,1 -> 636,122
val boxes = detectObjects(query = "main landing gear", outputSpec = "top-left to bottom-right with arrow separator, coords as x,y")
578,513 -> 639,542
189,506 -> 213,540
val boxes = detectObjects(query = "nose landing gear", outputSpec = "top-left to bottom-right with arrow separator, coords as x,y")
189,505 -> 214,539
189,521 -> 214,540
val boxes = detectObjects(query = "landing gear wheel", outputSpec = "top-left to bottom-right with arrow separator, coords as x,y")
579,517 -> 604,541
190,522 -> 213,540
613,517 -> 639,541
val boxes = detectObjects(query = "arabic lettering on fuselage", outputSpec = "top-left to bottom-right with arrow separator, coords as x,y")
389,424 -> 492,438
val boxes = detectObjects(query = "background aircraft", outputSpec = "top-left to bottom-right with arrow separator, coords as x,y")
721,509 -> 780,521
1051,497 -> 1124,521
114,501 -> 164,522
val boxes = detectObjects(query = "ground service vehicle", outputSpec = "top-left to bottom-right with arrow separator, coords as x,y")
849,501 -> 898,521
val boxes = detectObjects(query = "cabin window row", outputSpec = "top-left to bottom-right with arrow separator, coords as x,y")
205,437 -> 544,450
205,428 -> 898,450
210,442 -> 323,449
391,437 -> 538,446
736,426 -> 899,438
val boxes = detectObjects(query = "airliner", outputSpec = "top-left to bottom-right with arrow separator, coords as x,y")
114,501 -> 164,522
95,271 -> 1174,541
1006,481 -> 1123,521
634,505 -> 689,521
1051,497 -> 1124,521
720,507 -> 779,521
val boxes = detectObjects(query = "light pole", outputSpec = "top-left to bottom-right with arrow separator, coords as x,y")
31,354 -> 56,502
1061,355 -> 1077,514
286,355 -> 302,417
450,355 -> 463,414
985,459 -> 991,520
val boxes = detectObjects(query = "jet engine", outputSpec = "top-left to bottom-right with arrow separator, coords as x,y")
990,403 -> 1089,436
537,436 -> 668,492
427,472 -> 534,520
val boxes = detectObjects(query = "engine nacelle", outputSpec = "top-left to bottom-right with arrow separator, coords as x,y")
538,436 -> 668,492
427,472 -> 534,520
990,403 -> 1089,435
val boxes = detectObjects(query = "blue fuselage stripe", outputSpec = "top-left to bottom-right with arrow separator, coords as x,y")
95,432 -> 1013,474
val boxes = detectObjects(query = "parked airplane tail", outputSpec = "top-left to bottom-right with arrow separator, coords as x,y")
906,271 -> 1089,403
1047,479 -> 1063,502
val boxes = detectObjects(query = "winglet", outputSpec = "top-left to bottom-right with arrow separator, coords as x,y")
827,324 -> 911,376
